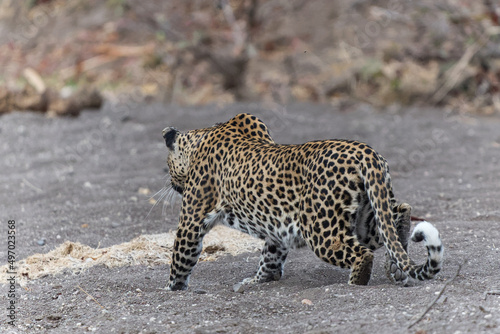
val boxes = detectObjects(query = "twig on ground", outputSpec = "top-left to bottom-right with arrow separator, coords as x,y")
23,68 -> 46,94
431,34 -> 489,104
408,261 -> 464,329
77,284 -> 105,310
60,55 -> 115,80
22,178 -> 43,193
483,289 -> 500,300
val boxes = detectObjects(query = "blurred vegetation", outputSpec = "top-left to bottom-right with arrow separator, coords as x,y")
0,0 -> 499,114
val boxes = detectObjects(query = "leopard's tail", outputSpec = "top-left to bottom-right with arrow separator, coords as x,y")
360,155 -> 442,283
408,221 -> 444,280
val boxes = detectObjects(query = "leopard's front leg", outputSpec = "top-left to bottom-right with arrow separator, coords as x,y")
166,189 -> 215,291
167,220 -> 204,290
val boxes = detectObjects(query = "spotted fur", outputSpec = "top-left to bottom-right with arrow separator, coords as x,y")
161,113 -> 443,290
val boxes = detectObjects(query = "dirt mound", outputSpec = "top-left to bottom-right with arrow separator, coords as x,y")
0,226 -> 263,287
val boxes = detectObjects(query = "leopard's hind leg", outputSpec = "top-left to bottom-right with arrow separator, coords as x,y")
299,184 -> 375,285
307,230 -> 375,285
347,247 -> 374,285
240,240 -> 289,284
385,202 -> 413,283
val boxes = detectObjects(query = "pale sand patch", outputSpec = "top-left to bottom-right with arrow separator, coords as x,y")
1,225 -> 263,286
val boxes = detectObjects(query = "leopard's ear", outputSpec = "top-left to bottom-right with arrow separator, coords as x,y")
162,127 -> 178,150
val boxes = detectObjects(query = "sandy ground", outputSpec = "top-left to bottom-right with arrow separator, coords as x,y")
0,102 -> 499,333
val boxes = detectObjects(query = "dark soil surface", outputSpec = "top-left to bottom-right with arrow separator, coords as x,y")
1,103 -> 500,333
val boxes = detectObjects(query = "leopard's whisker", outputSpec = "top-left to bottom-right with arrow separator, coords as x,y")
149,186 -> 168,201
162,186 -> 173,216
164,185 -> 179,214
157,187 -> 171,204
162,196 -> 168,217
163,182 -> 183,215
146,187 -> 170,219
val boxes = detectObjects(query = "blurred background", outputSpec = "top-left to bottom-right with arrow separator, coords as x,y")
0,0 -> 499,116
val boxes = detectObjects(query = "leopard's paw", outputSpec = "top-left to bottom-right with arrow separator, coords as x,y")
165,277 -> 189,291
386,261 -> 409,285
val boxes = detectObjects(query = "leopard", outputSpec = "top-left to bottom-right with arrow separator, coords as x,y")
161,113 -> 443,291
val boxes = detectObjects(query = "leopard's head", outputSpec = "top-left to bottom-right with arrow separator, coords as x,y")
162,126 -> 209,194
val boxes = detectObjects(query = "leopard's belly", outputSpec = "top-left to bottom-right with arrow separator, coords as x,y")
205,206 -> 306,249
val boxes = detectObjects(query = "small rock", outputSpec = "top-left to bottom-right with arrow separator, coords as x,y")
194,289 -> 207,295
121,115 -> 132,122
301,299 -> 313,306
47,313 -> 62,321
60,86 -> 74,99
111,222 -> 120,228
233,282 -> 246,293
37,239 -> 46,246
138,187 -> 151,195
